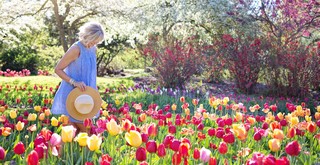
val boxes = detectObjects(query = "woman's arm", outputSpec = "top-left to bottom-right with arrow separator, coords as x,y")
54,45 -> 86,91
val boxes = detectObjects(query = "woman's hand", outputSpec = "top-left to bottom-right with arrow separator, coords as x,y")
74,81 -> 86,92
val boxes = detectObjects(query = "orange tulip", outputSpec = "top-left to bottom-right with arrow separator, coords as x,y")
315,112 -> 320,120
44,109 -> 51,117
171,104 -> 177,111
307,122 -> 316,133
247,117 -> 256,125
270,121 -> 281,131
121,119 -> 132,132
38,113 -> 45,121
271,129 -> 284,141
15,121 -> 24,131
59,115 -> 69,125
232,124 -> 247,141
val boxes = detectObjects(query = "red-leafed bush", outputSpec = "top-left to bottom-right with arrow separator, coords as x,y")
215,34 -> 264,94
143,35 -> 206,88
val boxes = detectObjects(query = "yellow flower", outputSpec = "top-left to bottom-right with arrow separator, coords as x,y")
185,108 -> 190,115
271,129 -> 284,141
15,121 -> 25,131
305,116 -> 312,122
290,117 -> 299,127
59,115 -> 69,125
277,112 -> 284,120
101,101 -> 108,109
125,130 -> 142,147
1,127 -> 11,136
268,139 -> 281,152
171,104 -> 177,111
87,134 -> 102,151
39,113 -> 45,121
203,112 -> 209,119
222,97 -> 229,105
102,110 -> 108,117
115,99 -> 121,106
75,132 -> 89,147
106,119 -> 120,136
315,112 -> 320,120
51,117 -> 59,127
34,106 -> 41,112
27,113 -> 37,121
61,125 -> 76,143
247,117 -> 256,125
232,124 -> 247,141
296,105 -> 302,112
234,112 -> 243,122
317,106 -> 320,112
9,110 -> 17,119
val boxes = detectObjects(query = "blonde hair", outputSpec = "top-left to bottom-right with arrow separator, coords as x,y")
78,22 -> 105,45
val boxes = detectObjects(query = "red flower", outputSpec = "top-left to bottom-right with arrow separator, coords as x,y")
179,142 -> 190,158
254,132 -> 262,141
0,146 -> 6,160
157,143 -> 166,157
218,142 -> 228,154
141,133 -> 149,143
223,133 -> 235,144
209,157 -> 217,165
208,128 -> 216,137
285,141 -> 301,156
84,118 -> 93,128
147,123 -> 157,137
101,154 -> 112,163
139,161 -> 148,165
262,154 -> 276,165
27,150 -> 39,165
170,139 -> 181,152
168,125 -> 176,134
163,135 -> 174,148
85,162 -> 94,165
193,148 -> 200,160
275,156 -> 290,165
146,140 -> 157,153
136,147 -> 147,162
172,152 -> 182,165
307,122 -> 316,133
14,142 -> 25,155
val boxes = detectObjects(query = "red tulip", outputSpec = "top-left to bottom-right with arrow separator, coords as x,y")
0,146 -> 6,160
254,132 -> 262,141
262,154 -> 276,165
14,142 -> 25,155
218,120 -> 225,127
280,120 -> 287,126
84,118 -> 93,128
163,135 -> 174,148
147,123 -> 157,137
34,136 -> 46,148
139,161 -> 148,165
285,141 -> 301,156
208,128 -> 216,137
136,147 -> 147,162
218,142 -> 228,154
223,133 -> 235,144
170,139 -> 181,152
275,156 -> 290,165
146,140 -> 157,153
307,122 -> 316,133
85,162 -> 94,165
179,142 -> 190,158
172,152 -> 182,165
34,144 -> 46,159
262,122 -> 269,129
216,129 -> 225,138
157,143 -> 166,157
27,150 -> 39,165
193,148 -> 200,160
141,133 -> 149,143
209,157 -> 217,165
197,123 -> 204,130
168,125 -> 176,134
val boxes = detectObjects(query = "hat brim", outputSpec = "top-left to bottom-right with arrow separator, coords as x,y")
66,86 -> 102,121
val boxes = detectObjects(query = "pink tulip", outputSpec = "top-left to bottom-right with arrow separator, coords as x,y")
50,133 -> 62,146
200,147 -> 211,162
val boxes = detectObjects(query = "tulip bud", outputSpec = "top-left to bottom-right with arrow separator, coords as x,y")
285,141 -> 301,156
0,146 -> 6,160
193,148 -> 200,160
208,128 -> 216,137
254,132 -> 262,141
168,125 -> 176,134
218,142 -> 228,154
170,139 -> 180,152
14,142 -> 25,155
146,140 -> 157,153
157,143 -> 166,157
136,147 -> 147,162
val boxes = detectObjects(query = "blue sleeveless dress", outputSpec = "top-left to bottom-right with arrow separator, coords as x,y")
51,41 -> 99,123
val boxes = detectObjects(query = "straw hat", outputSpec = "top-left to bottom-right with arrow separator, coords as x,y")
66,86 -> 102,121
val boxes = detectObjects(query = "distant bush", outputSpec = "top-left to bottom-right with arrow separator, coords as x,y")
37,46 -> 64,71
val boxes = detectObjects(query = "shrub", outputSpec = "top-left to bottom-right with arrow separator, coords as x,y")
215,34 -> 264,94
143,35 -> 206,88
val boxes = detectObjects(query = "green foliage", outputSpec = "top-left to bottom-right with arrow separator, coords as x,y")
37,46 -> 64,71
108,49 -> 152,70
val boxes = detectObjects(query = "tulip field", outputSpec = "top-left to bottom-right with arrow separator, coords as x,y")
0,76 -> 320,165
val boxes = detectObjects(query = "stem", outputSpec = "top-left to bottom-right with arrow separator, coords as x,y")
70,142 -> 74,165
82,147 -> 85,165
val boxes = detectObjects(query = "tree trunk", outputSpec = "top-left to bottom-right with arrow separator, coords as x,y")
51,0 -> 68,52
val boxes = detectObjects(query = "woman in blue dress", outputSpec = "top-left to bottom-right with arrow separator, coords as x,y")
51,22 -> 105,133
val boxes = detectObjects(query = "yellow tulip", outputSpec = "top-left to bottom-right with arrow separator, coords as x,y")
27,113 -> 37,121
61,125 -> 76,143
9,110 -> 17,119
290,117 -> 299,127
75,132 -> 89,147
184,108 -> 190,115
234,112 -> 243,122
305,116 -> 312,122
222,97 -> 229,105
115,99 -> 121,106
34,106 -> 41,112
268,139 -> 281,152
317,106 -> 320,112
51,117 -> 59,127
87,134 -> 102,151
203,112 -> 209,119
296,105 -> 302,112
277,112 -> 284,120
125,130 -> 142,148
102,110 -> 108,117
106,119 -> 120,136
101,101 -> 108,109
1,127 -> 11,136
247,117 -> 256,125
15,121 -> 25,131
